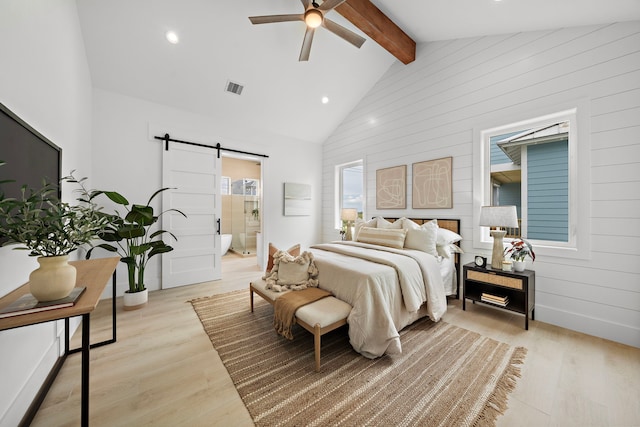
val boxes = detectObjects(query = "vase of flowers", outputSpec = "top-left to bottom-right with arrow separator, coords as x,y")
504,238 -> 535,272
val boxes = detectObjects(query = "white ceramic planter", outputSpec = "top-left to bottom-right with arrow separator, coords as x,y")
29,255 -> 77,302
513,260 -> 526,272
123,288 -> 148,311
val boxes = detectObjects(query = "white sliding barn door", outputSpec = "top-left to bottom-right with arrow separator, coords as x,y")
162,141 -> 221,288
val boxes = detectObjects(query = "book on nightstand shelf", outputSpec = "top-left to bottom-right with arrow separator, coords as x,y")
481,293 -> 509,307
0,287 -> 86,319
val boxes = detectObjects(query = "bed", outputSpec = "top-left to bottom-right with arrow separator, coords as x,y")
309,217 -> 462,359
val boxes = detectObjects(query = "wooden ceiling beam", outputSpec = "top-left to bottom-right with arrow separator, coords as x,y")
335,0 -> 416,64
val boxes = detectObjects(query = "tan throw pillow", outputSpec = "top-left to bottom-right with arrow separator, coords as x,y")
265,251 -> 319,292
353,217 -> 377,241
357,226 -> 407,249
266,243 -> 300,273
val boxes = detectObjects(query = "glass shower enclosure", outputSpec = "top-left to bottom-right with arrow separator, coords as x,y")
229,179 -> 260,255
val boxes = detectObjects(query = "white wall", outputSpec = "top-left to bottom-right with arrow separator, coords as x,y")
321,22 -> 640,348
0,0 -> 93,425
91,88 -> 323,295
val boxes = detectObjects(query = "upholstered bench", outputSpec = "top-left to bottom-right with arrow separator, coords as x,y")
250,280 -> 351,371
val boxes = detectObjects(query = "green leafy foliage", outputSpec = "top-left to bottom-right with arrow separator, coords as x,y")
86,187 -> 186,293
0,169 -> 110,257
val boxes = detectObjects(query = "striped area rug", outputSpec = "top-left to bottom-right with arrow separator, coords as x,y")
191,291 -> 527,427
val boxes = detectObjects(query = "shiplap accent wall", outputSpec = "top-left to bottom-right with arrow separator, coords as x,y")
321,22 -> 640,347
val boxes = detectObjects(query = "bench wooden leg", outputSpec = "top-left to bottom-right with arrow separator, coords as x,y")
314,324 -> 321,372
250,286 -> 254,313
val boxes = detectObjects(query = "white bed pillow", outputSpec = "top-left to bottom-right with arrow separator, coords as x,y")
437,227 -> 462,245
403,219 -> 438,256
357,226 -> 407,249
404,228 -> 439,256
436,228 -> 463,259
437,243 -> 464,259
376,217 -> 403,229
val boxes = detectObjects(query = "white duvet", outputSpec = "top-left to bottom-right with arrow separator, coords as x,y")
310,241 -> 446,359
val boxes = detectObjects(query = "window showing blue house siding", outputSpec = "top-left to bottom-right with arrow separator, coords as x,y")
499,182 -> 522,217
527,139 -> 569,241
490,132 -> 521,165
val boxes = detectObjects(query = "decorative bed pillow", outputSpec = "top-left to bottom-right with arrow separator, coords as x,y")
404,228 -> 439,257
357,226 -> 407,249
265,250 -> 319,292
266,243 -> 300,273
437,242 -> 464,259
436,228 -> 463,259
376,216 -> 403,229
354,217 -> 377,241
401,219 -> 439,256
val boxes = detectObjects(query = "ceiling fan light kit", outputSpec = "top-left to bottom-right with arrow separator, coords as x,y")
248,0 -> 365,61
304,9 -> 323,28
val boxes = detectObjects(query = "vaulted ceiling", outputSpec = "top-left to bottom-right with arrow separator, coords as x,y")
76,0 -> 640,144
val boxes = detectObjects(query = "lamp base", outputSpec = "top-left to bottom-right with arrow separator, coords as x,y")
490,229 -> 507,269
345,223 -> 353,241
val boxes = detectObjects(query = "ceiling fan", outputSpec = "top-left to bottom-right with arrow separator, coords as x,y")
249,0 -> 366,61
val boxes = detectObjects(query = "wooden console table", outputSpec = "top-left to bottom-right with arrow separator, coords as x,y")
0,257 -> 119,427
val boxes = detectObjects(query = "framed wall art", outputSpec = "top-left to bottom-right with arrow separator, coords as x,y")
412,156 -> 453,209
376,165 -> 406,209
283,182 -> 312,216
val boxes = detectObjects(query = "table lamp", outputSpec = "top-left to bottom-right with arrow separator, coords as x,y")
479,205 -> 519,269
341,208 -> 358,241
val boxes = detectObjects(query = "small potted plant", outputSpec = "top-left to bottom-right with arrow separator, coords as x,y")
504,238 -> 535,272
85,187 -> 186,310
0,167 -> 110,301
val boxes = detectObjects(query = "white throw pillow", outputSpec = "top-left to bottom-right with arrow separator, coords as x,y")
404,228 -> 439,256
376,217 -> 403,229
436,228 -> 463,258
357,226 -> 407,249
403,219 -> 438,256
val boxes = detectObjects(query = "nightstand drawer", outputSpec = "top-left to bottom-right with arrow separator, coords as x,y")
467,270 -> 523,290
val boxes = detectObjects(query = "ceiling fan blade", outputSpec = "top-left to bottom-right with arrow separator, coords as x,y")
318,0 -> 346,12
299,27 -> 316,61
300,0 -> 311,10
249,14 -> 303,25
322,19 -> 366,48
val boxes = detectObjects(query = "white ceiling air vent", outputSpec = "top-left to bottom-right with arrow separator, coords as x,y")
225,80 -> 244,95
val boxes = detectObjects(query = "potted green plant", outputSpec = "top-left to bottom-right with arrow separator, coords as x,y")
504,238 -> 535,272
85,187 -> 186,310
0,166 -> 110,301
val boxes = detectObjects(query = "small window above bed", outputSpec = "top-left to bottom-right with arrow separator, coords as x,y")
335,160 -> 364,230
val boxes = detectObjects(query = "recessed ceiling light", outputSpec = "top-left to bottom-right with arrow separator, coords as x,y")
166,31 -> 179,44
321,96 -> 329,104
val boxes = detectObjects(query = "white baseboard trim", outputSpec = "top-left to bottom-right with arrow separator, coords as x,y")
536,304 -> 640,348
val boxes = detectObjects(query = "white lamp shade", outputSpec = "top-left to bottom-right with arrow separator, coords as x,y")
479,205 -> 519,228
341,208 -> 358,221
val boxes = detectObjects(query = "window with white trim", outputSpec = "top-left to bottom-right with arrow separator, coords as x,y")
474,107 -> 590,258
335,160 -> 363,229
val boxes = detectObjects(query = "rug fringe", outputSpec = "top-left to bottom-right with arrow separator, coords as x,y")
473,346 -> 528,427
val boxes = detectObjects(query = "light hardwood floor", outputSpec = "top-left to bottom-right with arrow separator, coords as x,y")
31,254 -> 639,427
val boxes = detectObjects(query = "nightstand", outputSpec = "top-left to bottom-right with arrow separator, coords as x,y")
462,263 -> 535,330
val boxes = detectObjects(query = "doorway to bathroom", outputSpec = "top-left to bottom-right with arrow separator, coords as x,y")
220,154 -> 263,263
